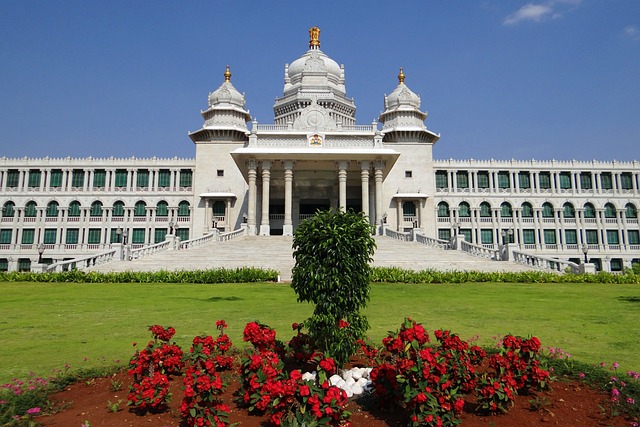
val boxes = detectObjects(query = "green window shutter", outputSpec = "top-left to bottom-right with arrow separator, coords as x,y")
71,169 -> 84,188
87,229 -> 101,244
521,203 -> 533,217
604,204 -> 616,218
477,172 -> 489,188
50,169 -> 63,187
438,229 -> 451,240
3,202 -> 15,217
6,170 -> 19,187
25,202 -> 37,217
18,259 -> 31,272
559,172 -> 571,189
43,228 -> 57,244
583,204 -> 595,218
158,170 -> 171,188
480,229 -> 494,244
626,204 -> 638,219
66,228 -> 79,244
178,201 -> 190,217
479,203 -> 491,217
542,203 -> 554,218
522,229 -> 535,244
176,228 -> 189,241
458,203 -> 470,217
156,201 -> 168,217
628,230 -> 640,245
620,173 -> 633,190
500,204 -> 512,217
93,170 -> 106,188
21,229 -> 35,244
563,203 -> 575,218
115,170 -> 128,187
586,230 -> 599,244
543,229 -> 556,244
402,202 -> 416,216
606,230 -> 619,245
437,203 -> 449,217
134,202 -> 146,217
518,172 -> 531,189
90,202 -> 103,217
212,201 -> 226,216
565,230 -> 577,244
137,170 -> 149,188
610,259 -> 623,272
600,173 -> 613,189
112,202 -> 124,217
28,170 -> 41,187
132,228 -> 145,244
460,229 -> 472,243
0,229 -> 12,244
456,172 -> 468,189
46,202 -> 59,217
68,202 -> 81,217
435,171 -> 448,188
498,172 -> 510,189
539,172 -> 551,189
179,169 -> 192,187
110,228 -> 119,243
580,173 -> 592,189
0,259 -> 8,272
154,228 -> 168,243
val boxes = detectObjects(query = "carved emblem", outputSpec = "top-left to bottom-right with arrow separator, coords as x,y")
308,133 -> 324,147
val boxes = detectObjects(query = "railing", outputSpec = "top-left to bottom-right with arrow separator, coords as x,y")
45,249 -> 117,272
460,240 -> 500,260
216,228 -> 246,242
512,250 -> 580,274
179,231 -> 218,249
384,228 -> 411,241
415,232 -> 450,249
130,240 -> 172,260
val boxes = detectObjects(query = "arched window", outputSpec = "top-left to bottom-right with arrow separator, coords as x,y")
583,203 -> 596,219
479,202 -> 492,217
2,201 -> 15,217
500,202 -> 512,218
178,201 -> 190,217
563,202 -> 575,218
134,201 -> 147,217
403,201 -> 416,217
25,201 -> 37,217
458,202 -> 471,218
604,203 -> 616,218
68,201 -> 81,217
90,201 -> 103,217
521,202 -> 533,218
112,201 -> 125,217
46,201 -> 59,217
437,202 -> 449,218
212,201 -> 226,216
542,202 -> 554,218
626,203 -> 638,219
156,201 -> 168,217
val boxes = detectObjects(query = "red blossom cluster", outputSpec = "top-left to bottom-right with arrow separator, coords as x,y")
243,321 -> 278,352
127,371 -> 171,412
181,354 -> 230,426
287,322 -> 316,363
148,325 -> 176,342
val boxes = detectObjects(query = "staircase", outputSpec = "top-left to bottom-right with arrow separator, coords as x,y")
89,235 -> 534,281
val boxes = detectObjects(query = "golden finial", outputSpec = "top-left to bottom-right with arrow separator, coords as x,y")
309,26 -> 320,49
224,65 -> 231,82
398,67 -> 405,85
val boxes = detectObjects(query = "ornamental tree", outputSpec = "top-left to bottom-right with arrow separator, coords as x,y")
291,208 -> 376,364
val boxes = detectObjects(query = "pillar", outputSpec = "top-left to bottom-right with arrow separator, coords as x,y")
247,159 -> 257,235
283,160 -> 294,236
337,161 -> 349,211
360,161 -> 370,221
374,160 -> 384,225
260,161 -> 271,236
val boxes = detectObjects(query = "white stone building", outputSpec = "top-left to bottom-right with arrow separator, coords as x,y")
1,27 -> 638,272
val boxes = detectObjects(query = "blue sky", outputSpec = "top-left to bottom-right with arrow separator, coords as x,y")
0,1 -> 638,161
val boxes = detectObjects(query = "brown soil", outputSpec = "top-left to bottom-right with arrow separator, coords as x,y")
34,371 -> 631,427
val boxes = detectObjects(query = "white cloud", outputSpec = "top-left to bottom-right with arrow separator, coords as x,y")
503,1 -> 582,26
623,25 -> 639,40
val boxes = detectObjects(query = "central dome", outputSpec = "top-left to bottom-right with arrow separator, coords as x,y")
286,49 -> 343,92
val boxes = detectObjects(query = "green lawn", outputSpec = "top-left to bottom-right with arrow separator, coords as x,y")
1,282 -> 639,383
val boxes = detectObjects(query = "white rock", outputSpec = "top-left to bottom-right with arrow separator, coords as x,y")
345,377 -> 356,388
346,388 -> 353,398
302,372 -> 316,382
352,368 -> 363,380
356,377 -> 368,386
351,383 -> 364,395
329,374 -> 342,385
341,370 -> 353,381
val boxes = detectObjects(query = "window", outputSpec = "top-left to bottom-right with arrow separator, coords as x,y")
217,169 -> 224,177
213,201 -> 226,216
112,201 -> 125,217
563,203 -> 575,218
456,171 -> 468,189
18,259 -> 31,272
404,171 -> 412,178
176,228 -> 189,241
497,171 -> 510,189
477,171 -> 489,189
43,228 -> 57,244
158,169 -> 171,188
435,171 -> 448,188
600,173 -> 613,190
21,228 -> 35,244
134,201 -> 147,217
115,169 -> 128,188
93,169 -> 106,188
25,201 -> 37,217
626,203 -> 638,219
538,172 -> 551,189
458,202 -> 471,217
180,169 -> 193,187
500,203 -> 512,218
2,201 -> 15,217
28,170 -> 41,187
156,201 -> 169,217
604,203 -> 616,218
137,169 -> 149,188
460,229 -> 472,243
66,228 -> 79,244
518,172 -> 531,189
586,230 -> 599,244
438,229 -> 451,240
610,258 -> 623,272
178,201 -> 190,217
46,201 -> 59,217
543,229 -> 556,245
403,201 -> 416,216
480,229 -> 494,244
580,172 -> 592,190
606,230 -> 619,245
565,229 -> 578,244
583,203 -> 596,219
87,229 -> 101,244
6,170 -> 19,187
479,202 -> 491,217
68,201 -> 81,217
50,169 -> 63,188
132,228 -> 146,244
71,169 -> 84,188
90,201 -> 103,217
542,202 -> 554,218
0,229 -> 12,244
437,202 -> 449,217
629,230 -> 640,245
522,229 -> 536,244
154,228 -> 168,243
620,173 -> 633,190
521,202 -> 533,218
559,172 -> 572,189
110,228 -> 120,243
0,259 -> 8,272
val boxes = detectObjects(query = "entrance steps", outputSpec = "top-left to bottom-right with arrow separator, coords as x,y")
89,235 -> 534,281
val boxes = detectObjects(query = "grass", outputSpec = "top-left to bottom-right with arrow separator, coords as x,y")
1,281 -> 639,383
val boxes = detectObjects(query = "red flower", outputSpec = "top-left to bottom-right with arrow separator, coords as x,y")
338,319 -> 349,328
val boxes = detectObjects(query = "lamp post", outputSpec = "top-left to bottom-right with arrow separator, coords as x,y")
242,212 -> 248,223
168,220 -> 174,234
174,222 -> 180,236
116,227 -> 122,243
122,229 -> 128,245
455,221 -> 461,236
582,243 -> 588,264
37,243 -> 45,264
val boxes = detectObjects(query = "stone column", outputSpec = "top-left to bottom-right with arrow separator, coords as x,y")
283,160 -> 294,236
226,199 -> 232,232
360,161 -> 370,221
337,161 -> 349,211
397,199 -> 403,231
260,161 -> 272,236
374,160 -> 384,226
204,199 -> 210,233
247,159 -> 257,235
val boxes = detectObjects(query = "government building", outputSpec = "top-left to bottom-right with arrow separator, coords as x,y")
1,28 -> 639,273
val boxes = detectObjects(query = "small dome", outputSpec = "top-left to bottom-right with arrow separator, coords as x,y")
384,68 -> 421,110
208,66 -> 247,109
